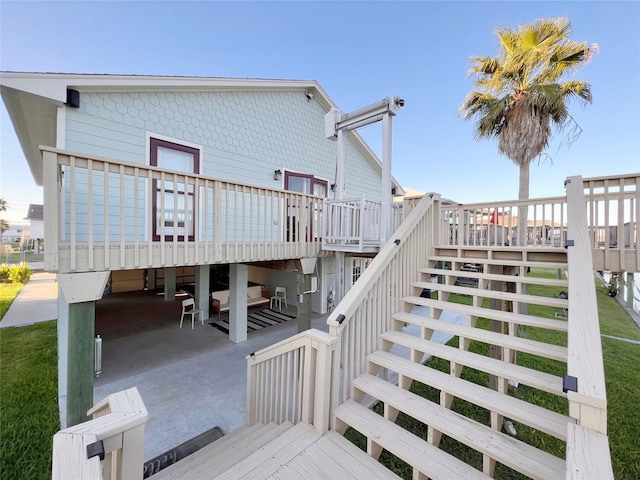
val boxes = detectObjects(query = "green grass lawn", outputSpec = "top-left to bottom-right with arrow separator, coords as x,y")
0,320 -> 59,480
0,283 -> 23,319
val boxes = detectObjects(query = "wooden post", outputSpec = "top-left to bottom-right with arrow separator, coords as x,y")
229,264 -> 248,343
164,267 -> 176,301
66,301 -> 95,427
297,273 -> 312,333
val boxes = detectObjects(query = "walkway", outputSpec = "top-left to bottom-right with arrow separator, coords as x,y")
0,271 -> 57,328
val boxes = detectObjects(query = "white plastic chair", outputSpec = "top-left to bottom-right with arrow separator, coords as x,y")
180,298 -> 204,329
270,287 -> 287,311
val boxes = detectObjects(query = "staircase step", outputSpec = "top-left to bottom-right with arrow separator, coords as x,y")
368,350 -> 573,440
380,330 -> 564,396
152,422 -> 292,479
216,422 -> 321,479
420,267 -> 569,287
334,399 -> 491,480
413,281 -> 569,309
393,311 -> 568,362
352,374 -> 566,480
404,296 -> 569,332
428,255 -> 568,270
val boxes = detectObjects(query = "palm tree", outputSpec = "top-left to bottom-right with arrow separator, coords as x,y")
460,17 -> 597,244
0,197 -> 6,212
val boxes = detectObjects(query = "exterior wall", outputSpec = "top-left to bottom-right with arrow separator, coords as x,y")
62,90 -> 383,242
65,90 -> 381,193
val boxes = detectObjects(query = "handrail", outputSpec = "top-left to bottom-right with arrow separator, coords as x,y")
52,387 -> 148,480
41,146 -> 324,272
246,328 -> 338,434
326,193 -> 439,404
564,175 -> 613,478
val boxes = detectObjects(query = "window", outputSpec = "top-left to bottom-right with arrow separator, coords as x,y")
150,138 -> 200,241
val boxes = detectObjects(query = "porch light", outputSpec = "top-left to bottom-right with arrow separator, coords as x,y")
274,169 -> 282,181
330,183 -> 336,192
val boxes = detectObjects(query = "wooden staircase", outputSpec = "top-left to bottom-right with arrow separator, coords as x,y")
333,246 -> 575,479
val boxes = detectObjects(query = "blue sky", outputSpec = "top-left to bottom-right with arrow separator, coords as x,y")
1,0 -> 639,224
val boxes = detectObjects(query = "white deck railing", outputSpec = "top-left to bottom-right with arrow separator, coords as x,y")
246,329 -> 338,434
583,173 -> 639,272
564,175 -> 613,478
42,147 -> 325,273
52,388 -> 148,480
323,195 -> 383,252
440,196 -> 568,248
326,193 -> 440,404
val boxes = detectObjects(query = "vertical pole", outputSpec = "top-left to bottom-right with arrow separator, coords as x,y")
164,267 -> 176,301
66,301 -> 95,427
381,113 -> 393,244
336,126 -> 346,200
229,264 -> 248,343
297,273 -> 312,333
195,264 -> 210,319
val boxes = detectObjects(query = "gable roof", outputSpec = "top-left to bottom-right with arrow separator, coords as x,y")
26,204 -> 43,221
0,72 -> 404,194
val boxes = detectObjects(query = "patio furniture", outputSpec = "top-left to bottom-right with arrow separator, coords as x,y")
180,298 -> 204,329
210,286 -> 271,321
270,287 -> 287,311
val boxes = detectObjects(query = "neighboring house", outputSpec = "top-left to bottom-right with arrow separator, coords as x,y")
0,71 -> 404,425
22,203 -> 44,251
0,223 -> 26,244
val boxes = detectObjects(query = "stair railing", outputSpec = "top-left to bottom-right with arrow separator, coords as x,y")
52,387 -> 148,480
564,175 -> 614,478
326,193 -> 440,406
246,329 -> 338,434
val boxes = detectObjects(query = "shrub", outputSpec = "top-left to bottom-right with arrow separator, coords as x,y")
0,263 -> 9,282
8,263 -> 31,284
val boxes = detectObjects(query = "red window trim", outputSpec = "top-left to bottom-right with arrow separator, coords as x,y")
150,138 -> 200,242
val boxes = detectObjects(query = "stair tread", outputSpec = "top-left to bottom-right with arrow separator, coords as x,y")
335,399 -> 492,480
413,281 -> 569,308
380,330 -> 564,396
427,255 -> 568,270
404,296 -> 569,332
352,373 -> 566,480
153,422 -> 291,479
216,422 -> 321,479
428,255 -> 568,269
368,350 -> 573,440
393,311 -> 568,362
420,267 -> 569,287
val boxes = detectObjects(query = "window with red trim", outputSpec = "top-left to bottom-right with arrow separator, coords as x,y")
150,138 -> 200,241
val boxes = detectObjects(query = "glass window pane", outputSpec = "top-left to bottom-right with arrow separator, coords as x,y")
157,146 -> 194,172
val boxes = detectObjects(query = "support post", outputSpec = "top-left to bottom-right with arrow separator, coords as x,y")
57,272 -> 109,427
229,264 -> 248,343
164,267 -> 176,301
195,265 -> 210,319
66,301 -> 95,426
380,112 -> 393,244
297,273 -> 312,333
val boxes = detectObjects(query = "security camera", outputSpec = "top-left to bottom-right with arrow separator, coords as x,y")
306,92 -> 314,101
395,97 -> 405,107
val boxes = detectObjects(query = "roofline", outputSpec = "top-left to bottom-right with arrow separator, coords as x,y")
0,71 -> 404,191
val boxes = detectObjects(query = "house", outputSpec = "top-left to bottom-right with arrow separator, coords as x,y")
1,71 -> 405,426
22,203 -> 44,251
3,72 -> 632,479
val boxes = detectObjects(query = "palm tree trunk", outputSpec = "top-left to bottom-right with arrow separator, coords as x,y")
517,162 -> 530,246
